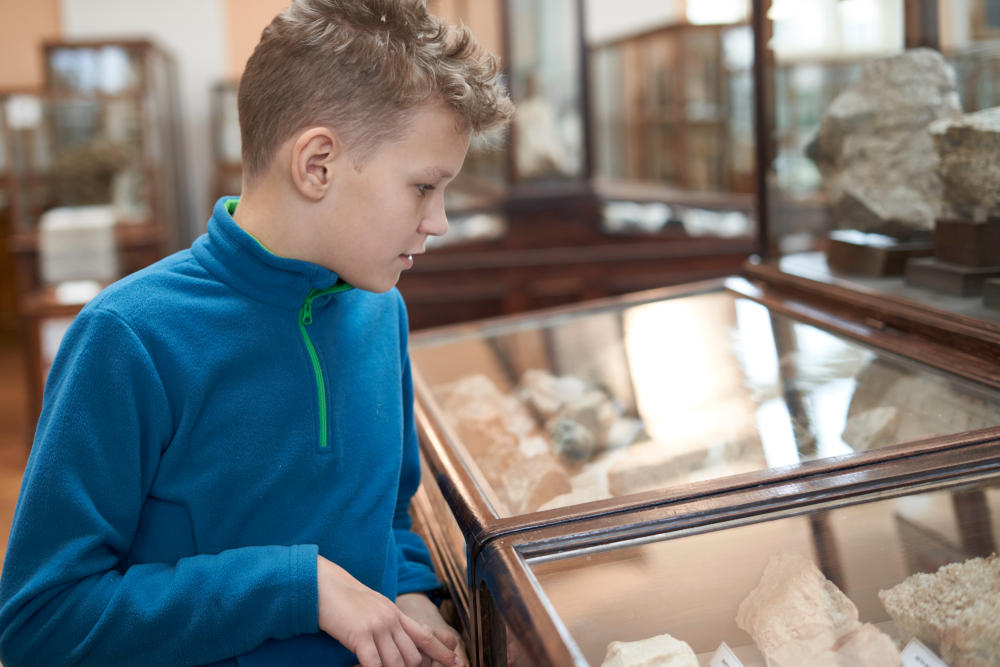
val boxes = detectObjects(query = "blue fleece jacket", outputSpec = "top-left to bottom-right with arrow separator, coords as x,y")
0,198 -> 441,666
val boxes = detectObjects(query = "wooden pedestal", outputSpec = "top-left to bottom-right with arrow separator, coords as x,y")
904,256 -> 1000,297
935,218 -> 1000,267
825,230 -> 932,276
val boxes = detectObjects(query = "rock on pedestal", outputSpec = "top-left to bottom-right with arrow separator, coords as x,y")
807,48 -> 962,237
930,107 -> 1000,222
905,107 -> 1000,296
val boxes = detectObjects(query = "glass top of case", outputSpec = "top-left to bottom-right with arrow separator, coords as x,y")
411,288 -> 1000,517
527,473 -> 1000,666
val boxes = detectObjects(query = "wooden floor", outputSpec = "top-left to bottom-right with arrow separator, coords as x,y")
0,337 -> 30,570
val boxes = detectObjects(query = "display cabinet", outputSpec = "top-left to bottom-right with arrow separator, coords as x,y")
3,39 -> 186,434
33,39 -> 186,242
473,440 -> 1000,665
407,268 -> 1000,644
589,21 -> 755,195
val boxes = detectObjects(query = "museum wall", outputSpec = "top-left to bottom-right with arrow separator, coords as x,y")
0,0 -> 60,90
223,0 -> 292,81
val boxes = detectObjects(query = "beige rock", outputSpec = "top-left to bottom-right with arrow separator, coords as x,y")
600,633 -> 698,667
737,553 -> 901,666
806,48 -> 962,236
879,554 -> 1000,667
434,374 -> 571,514
606,437 -> 761,496
841,406 -> 901,452
845,359 -> 1000,448
930,107 -> 1000,221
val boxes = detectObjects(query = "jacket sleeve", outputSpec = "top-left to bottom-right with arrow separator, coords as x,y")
392,296 -> 442,597
0,307 -> 319,667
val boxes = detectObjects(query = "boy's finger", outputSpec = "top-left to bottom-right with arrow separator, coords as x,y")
431,626 -> 459,651
354,638 -> 381,667
399,614 -> 457,665
376,632 -> 405,667
392,628 -> 423,667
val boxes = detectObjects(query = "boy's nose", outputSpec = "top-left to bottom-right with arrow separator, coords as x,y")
420,197 -> 449,237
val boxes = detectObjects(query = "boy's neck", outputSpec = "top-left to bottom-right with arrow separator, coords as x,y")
232,177 -> 310,261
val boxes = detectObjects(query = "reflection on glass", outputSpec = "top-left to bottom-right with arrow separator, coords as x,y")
529,476 -> 1000,665
411,289 -> 1000,517
508,0 -> 584,181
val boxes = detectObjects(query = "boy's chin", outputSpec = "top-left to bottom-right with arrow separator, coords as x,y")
352,274 -> 400,294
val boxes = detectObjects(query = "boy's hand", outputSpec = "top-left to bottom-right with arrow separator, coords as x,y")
317,556 -> 457,667
396,592 -> 468,667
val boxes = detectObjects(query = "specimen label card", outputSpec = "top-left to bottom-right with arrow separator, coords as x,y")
901,638 -> 947,667
707,642 -> 744,667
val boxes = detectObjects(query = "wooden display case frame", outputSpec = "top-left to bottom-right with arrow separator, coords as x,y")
408,263 -> 1000,643
470,434 -> 1000,665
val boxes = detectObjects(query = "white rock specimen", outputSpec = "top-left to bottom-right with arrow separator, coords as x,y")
433,374 -> 571,514
736,553 -> 901,666
600,633 -> 698,667
807,48 -> 962,236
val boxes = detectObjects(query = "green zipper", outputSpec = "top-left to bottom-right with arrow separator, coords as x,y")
298,283 -> 352,449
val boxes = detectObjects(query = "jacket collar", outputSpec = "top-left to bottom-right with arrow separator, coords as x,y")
192,197 -> 349,309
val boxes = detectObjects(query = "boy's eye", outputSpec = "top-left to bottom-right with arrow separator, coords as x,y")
416,184 -> 435,196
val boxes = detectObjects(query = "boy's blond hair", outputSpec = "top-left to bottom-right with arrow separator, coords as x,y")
238,0 -> 513,179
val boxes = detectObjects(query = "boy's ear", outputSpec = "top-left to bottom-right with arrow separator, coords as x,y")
290,127 -> 342,200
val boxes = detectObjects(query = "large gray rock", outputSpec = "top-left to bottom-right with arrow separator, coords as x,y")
807,49 -> 962,237
930,107 -> 1000,221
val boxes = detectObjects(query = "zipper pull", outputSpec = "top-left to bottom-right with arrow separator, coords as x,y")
300,293 -> 315,326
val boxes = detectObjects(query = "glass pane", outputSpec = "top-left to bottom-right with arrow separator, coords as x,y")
47,46 -> 141,95
411,288 -> 1000,517
508,0 -> 585,181
769,0 -> 906,254
529,473 -> 1000,665
586,4 -> 756,237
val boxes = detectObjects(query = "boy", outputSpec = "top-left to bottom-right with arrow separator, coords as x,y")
0,1 -> 513,665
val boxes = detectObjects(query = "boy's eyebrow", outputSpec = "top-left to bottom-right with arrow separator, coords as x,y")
413,166 -> 454,181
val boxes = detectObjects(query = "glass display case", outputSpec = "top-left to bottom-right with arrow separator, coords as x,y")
407,271 -> 1000,636
473,442 -> 1000,665
757,0 -> 1000,311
